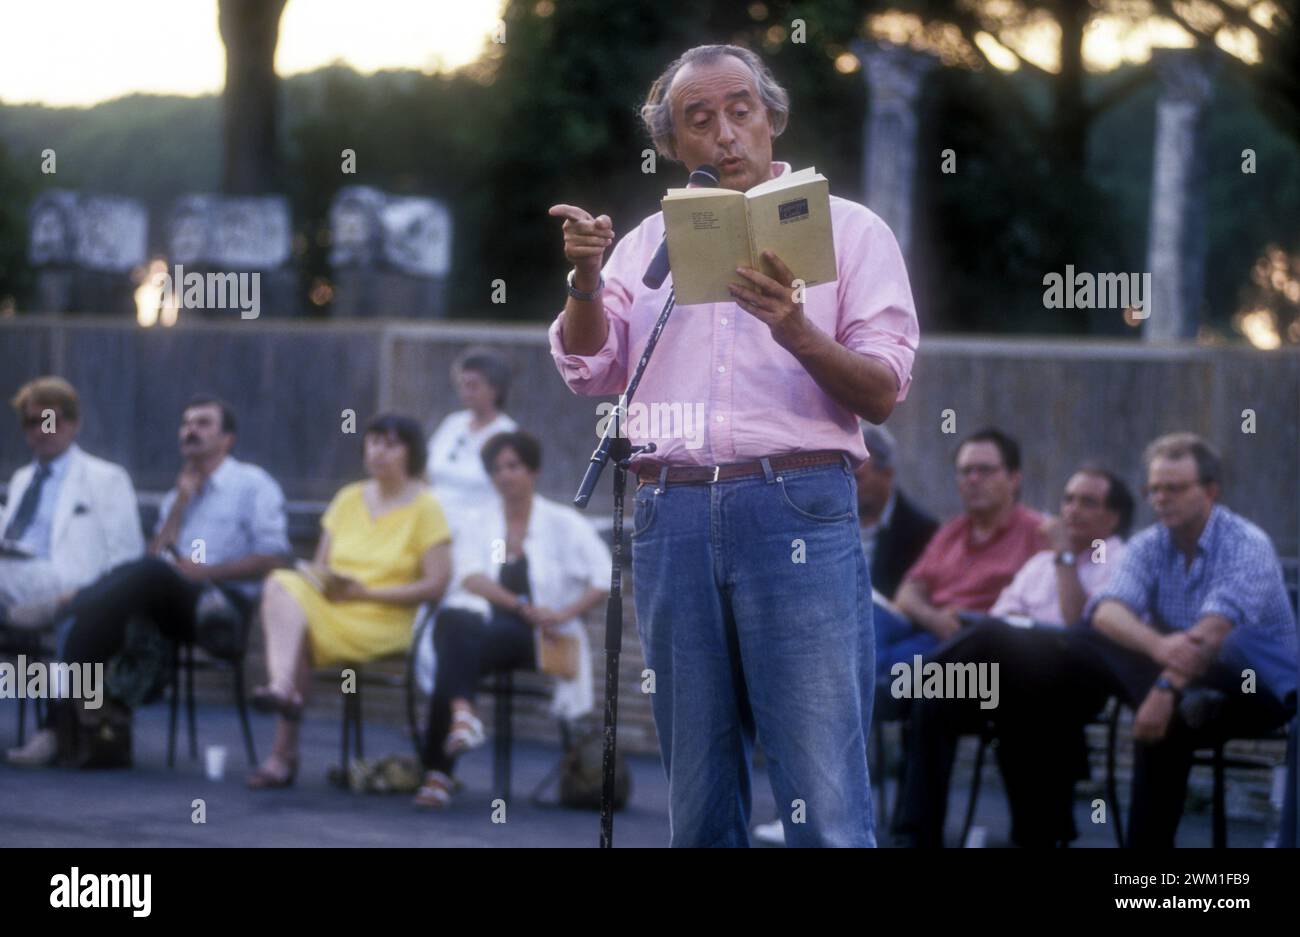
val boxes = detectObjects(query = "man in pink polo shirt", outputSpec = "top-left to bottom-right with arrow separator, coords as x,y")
877,428 -> 1048,678
547,44 -> 919,847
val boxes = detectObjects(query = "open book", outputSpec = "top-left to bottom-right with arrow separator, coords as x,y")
660,167 -> 837,306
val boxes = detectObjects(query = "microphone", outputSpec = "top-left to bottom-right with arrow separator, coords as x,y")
641,164 -> 719,289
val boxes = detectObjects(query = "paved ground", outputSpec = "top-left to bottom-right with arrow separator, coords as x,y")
0,699 -> 1273,847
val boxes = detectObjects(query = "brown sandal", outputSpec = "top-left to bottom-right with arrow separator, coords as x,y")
247,755 -> 298,789
251,686 -> 304,722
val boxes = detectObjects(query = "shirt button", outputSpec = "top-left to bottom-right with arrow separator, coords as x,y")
716,415 -> 725,423
717,365 -> 726,374
720,317 -> 728,325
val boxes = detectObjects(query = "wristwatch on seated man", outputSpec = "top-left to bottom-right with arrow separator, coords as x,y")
1153,674 -> 1183,699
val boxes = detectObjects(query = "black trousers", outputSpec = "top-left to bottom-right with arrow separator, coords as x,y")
894,620 -> 1293,848
420,605 -> 536,774
1067,625 -> 1292,848
60,558 -> 206,666
893,621 -> 1105,847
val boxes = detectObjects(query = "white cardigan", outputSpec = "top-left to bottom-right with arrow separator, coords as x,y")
434,493 -> 610,721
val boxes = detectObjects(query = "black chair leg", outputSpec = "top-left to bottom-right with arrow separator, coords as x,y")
870,719 -> 885,815
354,677 -> 365,761
1106,703 -> 1125,848
1212,744 -> 1227,848
503,682 -> 513,803
960,733 -> 989,847
340,691 -> 353,781
167,642 -> 180,768
233,659 -> 256,765
493,672 -> 512,802
185,643 -> 198,760
529,719 -> 574,805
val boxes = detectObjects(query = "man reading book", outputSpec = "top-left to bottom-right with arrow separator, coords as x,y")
547,43 -> 920,847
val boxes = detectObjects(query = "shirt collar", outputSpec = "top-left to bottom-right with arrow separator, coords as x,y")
205,456 -> 237,491
1156,504 -> 1222,557
1194,504 -> 1224,554
963,502 -> 1025,541
35,443 -> 77,478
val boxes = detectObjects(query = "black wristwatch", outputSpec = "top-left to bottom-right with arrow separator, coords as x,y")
1153,675 -> 1182,699
1054,550 -> 1076,567
566,269 -> 604,301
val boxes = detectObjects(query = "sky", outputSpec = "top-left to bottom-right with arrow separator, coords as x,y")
0,0 -> 1273,108
0,0 -> 506,107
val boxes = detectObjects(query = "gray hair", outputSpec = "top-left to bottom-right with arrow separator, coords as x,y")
862,423 -> 897,470
640,44 -> 790,162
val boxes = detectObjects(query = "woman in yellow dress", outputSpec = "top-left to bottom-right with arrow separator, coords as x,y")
247,414 -> 452,788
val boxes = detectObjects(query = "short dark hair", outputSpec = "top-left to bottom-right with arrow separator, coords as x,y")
184,394 -> 237,435
365,412 -> 428,477
1075,462 -> 1136,538
1142,432 -> 1222,488
481,430 -> 542,474
454,346 -> 513,410
955,427 -> 1021,473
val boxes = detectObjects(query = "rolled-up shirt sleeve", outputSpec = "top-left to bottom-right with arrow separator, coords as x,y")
1198,532 -> 1282,633
248,473 -> 290,556
548,222 -> 651,397
834,209 -> 920,401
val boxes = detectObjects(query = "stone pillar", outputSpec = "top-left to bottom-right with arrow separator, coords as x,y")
853,41 -> 935,259
329,186 -> 451,318
28,190 -> 147,315
1143,49 -> 1216,341
166,194 -> 295,318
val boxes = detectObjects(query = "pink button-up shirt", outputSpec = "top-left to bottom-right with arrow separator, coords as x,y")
548,162 -> 919,467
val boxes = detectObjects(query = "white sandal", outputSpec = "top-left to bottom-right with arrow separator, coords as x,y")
444,709 -> 486,757
413,770 -> 454,809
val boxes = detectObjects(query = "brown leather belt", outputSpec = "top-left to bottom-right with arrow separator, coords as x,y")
635,450 -> 845,486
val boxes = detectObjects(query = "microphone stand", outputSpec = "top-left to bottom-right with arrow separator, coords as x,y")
574,285 -> 678,848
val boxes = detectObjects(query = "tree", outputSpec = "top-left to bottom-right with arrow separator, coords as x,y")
218,0 -> 288,194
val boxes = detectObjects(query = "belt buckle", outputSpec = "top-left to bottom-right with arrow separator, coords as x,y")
709,464 -> 721,484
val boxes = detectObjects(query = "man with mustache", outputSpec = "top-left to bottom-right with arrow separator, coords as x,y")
547,44 -> 919,846
7,394 -> 289,766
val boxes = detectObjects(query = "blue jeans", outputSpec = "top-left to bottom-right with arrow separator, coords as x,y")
873,600 -> 939,683
630,457 -> 876,847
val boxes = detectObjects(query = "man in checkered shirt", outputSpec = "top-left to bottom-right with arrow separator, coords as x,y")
1060,432 -> 1297,847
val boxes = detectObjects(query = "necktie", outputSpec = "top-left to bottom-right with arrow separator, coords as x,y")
4,463 -> 52,542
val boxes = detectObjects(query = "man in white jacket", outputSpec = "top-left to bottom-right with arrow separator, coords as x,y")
0,377 -> 144,631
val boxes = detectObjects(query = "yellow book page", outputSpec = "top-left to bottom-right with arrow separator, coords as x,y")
661,190 -> 751,305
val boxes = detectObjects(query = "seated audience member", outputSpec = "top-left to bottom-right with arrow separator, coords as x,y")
988,464 -> 1131,627
248,413 -> 452,789
7,395 -> 289,766
876,428 -> 1048,678
1062,433 -> 1297,847
856,423 -> 938,600
415,431 -> 608,809
426,346 -> 517,534
892,465 -> 1134,846
1,377 -> 143,633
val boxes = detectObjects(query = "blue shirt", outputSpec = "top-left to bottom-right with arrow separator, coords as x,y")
16,444 -> 77,559
1087,505 -> 1298,703
155,456 -> 290,598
